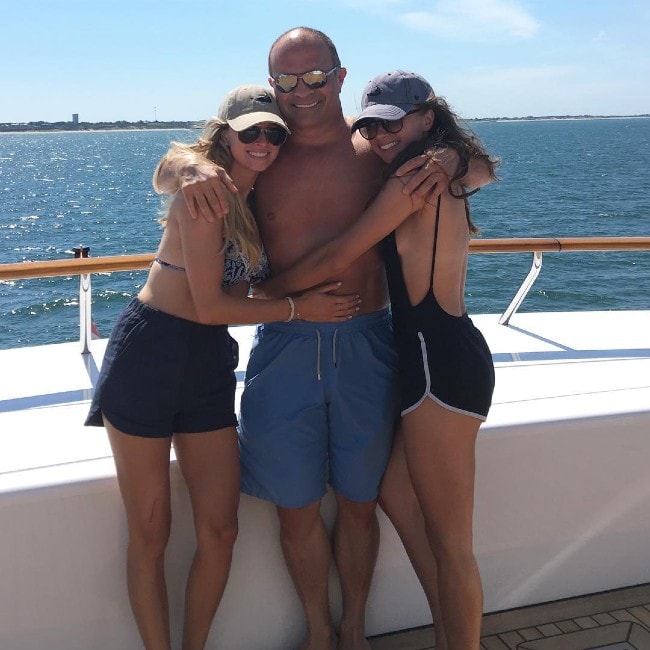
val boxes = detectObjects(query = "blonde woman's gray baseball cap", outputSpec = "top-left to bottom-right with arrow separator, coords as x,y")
351,71 -> 433,131
217,85 -> 290,132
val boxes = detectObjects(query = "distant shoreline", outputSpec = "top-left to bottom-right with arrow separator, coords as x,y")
1,114 -> 649,134
486,115 -> 650,123
0,127 -> 195,135
0,121 -> 199,134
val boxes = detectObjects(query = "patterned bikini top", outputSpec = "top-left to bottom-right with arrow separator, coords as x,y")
222,239 -> 270,286
155,239 -> 270,287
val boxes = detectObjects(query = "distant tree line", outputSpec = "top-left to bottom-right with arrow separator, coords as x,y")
0,120 -> 200,133
468,114 -> 650,122
1,115 -> 648,133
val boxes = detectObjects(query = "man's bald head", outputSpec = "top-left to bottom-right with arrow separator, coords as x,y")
268,27 -> 341,76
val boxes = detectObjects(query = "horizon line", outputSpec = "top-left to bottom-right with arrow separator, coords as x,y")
2,112 -> 650,126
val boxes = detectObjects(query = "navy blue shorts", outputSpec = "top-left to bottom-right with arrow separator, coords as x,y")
85,298 -> 238,438
238,308 -> 400,508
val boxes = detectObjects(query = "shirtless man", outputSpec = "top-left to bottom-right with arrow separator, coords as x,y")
156,27 -> 489,650
239,29 -> 395,650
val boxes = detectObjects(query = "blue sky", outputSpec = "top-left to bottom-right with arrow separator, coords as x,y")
2,0 -> 649,123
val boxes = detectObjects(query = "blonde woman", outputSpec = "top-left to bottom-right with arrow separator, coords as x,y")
86,85 -> 359,650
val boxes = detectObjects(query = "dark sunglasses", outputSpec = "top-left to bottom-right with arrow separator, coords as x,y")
272,66 -> 339,94
357,109 -> 423,141
237,125 -> 288,147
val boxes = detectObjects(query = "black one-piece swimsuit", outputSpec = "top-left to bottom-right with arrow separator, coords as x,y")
382,197 -> 495,421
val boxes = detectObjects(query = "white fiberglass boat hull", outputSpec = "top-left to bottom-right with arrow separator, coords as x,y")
1,310 -> 649,649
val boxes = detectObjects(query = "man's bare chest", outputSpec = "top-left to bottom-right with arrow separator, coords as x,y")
256,152 -> 379,224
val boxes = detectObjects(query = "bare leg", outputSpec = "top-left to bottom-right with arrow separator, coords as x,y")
105,417 -> 173,650
277,502 -> 337,650
174,427 -> 240,650
402,399 -> 483,650
378,426 -> 448,650
334,495 -> 378,650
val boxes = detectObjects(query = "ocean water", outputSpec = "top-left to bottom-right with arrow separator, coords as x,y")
1,119 -> 649,349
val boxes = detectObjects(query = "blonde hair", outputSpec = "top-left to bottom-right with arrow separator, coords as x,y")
159,117 -> 263,267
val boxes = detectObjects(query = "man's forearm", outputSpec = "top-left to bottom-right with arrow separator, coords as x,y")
153,151 -> 214,195
153,155 -> 182,195
464,155 -> 496,190
431,148 -> 496,191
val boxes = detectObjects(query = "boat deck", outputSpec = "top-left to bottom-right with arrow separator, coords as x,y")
1,309 -> 649,649
370,582 -> 650,649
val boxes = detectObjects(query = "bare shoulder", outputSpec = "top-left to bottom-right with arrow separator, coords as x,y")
351,129 -> 374,157
437,187 -> 470,222
169,192 -> 222,235
168,192 -> 189,219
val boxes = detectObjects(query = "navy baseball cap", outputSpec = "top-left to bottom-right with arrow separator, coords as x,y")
351,70 -> 433,131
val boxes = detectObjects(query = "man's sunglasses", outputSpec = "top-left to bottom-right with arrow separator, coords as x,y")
357,109 -> 423,141
237,125 -> 288,147
272,66 -> 339,94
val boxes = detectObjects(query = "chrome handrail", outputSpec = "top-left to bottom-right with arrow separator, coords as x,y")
1,237 -> 649,352
498,251 -> 543,326
73,246 -> 93,355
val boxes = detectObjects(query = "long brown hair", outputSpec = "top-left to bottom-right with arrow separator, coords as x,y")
384,93 -> 499,234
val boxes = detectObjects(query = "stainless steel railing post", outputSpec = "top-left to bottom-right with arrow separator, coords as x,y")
73,245 -> 92,354
498,251 -> 543,326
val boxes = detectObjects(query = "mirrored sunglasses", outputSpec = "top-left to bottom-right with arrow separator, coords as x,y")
273,66 -> 339,94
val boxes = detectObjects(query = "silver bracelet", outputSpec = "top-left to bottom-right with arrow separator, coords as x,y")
285,296 -> 295,322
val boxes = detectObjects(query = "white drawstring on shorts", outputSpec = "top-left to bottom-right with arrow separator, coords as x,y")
315,328 -> 340,381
